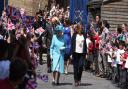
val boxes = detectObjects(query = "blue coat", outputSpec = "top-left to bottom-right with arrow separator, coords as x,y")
50,35 -> 66,73
63,27 -> 71,55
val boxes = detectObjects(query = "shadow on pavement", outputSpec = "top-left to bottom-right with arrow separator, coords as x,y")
79,83 -> 92,86
67,72 -> 74,75
59,83 -> 73,86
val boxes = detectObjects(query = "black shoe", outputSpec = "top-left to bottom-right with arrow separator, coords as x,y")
47,68 -> 52,73
116,82 -> 122,87
101,74 -> 107,78
74,82 -> 78,87
107,75 -> 112,80
78,81 -> 81,86
52,81 -> 55,85
56,82 -> 60,86
96,73 -> 102,77
39,61 -> 43,65
92,72 -> 96,75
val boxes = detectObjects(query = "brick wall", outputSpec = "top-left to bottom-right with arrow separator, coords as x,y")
101,0 -> 128,31
8,0 -> 48,16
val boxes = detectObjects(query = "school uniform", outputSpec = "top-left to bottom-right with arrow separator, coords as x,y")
122,52 -> 128,87
112,50 -> 118,83
106,49 -> 113,79
116,49 -> 125,84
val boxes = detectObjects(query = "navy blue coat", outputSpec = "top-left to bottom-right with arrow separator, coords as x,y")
71,33 -> 87,55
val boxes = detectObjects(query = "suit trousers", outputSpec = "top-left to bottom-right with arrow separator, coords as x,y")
73,53 -> 84,82
47,48 -> 51,69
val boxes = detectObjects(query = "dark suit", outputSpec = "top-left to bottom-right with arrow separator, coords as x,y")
45,22 -> 55,71
33,19 -> 47,65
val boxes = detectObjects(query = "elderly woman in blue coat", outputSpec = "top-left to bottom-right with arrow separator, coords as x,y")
50,25 -> 66,85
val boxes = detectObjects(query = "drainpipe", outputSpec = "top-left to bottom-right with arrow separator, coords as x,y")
101,0 -> 103,20
4,0 -> 6,10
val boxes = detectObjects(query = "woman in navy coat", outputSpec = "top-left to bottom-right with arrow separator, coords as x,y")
71,23 -> 87,86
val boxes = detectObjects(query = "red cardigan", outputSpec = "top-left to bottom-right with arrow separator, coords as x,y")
122,53 -> 128,69
90,35 -> 100,51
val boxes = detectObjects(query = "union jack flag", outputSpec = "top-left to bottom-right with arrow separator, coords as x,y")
6,6 -> 34,29
26,79 -> 37,89
37,74 -> 48,83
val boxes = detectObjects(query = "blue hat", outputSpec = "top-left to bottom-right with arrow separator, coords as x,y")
55,25 -> 64,32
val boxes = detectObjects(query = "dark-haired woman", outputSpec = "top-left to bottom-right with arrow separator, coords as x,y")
99,20 -> 110,78
71,23 -> 87,86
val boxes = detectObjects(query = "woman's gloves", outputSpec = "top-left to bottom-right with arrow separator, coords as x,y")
60,47 -> 66,51
50,55 -> 53,60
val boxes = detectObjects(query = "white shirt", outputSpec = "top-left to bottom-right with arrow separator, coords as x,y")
86,38 -> 91,53
86,38 -> 91,49
0,60 -> 10,79
104,27 -> 109,33
112,51 -> 118,67
75,34 -> 84,53
116,49 -> 125,65
0,35 -> 3,40
107,49 -> 113,63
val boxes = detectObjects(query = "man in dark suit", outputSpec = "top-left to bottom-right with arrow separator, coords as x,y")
33,12 -> 47,65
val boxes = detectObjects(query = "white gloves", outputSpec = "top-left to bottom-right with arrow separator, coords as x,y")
60,47 -> 66,50
50,55 -> 53,60
70,55 -> 72,59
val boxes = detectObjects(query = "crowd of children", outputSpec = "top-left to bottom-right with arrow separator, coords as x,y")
86,16 -> 128,89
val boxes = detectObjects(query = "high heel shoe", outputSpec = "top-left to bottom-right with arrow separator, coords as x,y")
78,81 -> 81,86
52,81 -> 55,85
64,70 -> 68,75
74,82 -> 78,87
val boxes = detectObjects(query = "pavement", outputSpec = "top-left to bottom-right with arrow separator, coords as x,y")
35,56 -> 120,89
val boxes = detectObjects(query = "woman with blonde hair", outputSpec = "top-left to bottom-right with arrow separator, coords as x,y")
71,23 -> 87,86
